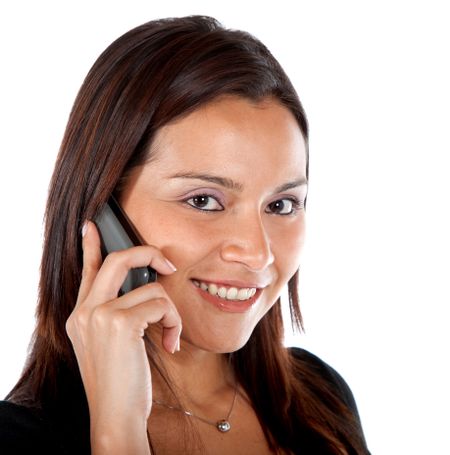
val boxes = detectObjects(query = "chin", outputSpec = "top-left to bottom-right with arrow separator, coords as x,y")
184,328 -> 254,354
213,338 -> 251,354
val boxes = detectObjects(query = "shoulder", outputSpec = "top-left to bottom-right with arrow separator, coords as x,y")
0,400 -> 61,454
288,348 -> 371,454
0,363 -> 91,454
288,347 -> 360,416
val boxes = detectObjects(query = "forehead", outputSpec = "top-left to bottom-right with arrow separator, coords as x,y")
149,96 -> 307,181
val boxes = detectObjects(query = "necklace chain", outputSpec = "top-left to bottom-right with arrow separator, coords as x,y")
152,381 -> 238,433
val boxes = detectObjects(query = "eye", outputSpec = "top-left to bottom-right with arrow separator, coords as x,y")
185,194 -> 224,211
265,198 -> 301,215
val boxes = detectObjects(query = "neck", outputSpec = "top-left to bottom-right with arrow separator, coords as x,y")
147,327 -> 235,406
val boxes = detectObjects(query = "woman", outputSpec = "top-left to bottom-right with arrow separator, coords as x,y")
0,15 -> 370,454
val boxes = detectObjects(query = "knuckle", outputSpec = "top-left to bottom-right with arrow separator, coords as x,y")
66,307 -> 90,338
90,304 -> 110,328
110,310 -> 128,332
81,263 -> 96,280
103,250 -> 122,265
144,281 -> 164,293
142,244 -> 158,253
151,297 -> 180,322
103,250 -> 135,274
65,316 -> 74,337
77,309 -> 90,327
148,297 -> 166,311
91,302 -> 132,334
148,297 -> 174,319
167,299 -> 180,316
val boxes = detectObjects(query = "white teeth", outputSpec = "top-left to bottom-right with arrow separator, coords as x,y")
226,287 -> 238,300
208,283 -> 218,295
237,288 -> 249,300
218,287 -> 227,298
193,280 -> 257,301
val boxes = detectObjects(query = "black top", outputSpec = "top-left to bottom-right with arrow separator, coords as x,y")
0,348 -> 369,454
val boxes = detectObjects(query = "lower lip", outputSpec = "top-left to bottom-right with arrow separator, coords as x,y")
192,282 -> 261,313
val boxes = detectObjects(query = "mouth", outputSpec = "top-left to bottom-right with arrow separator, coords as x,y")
191,279 -> 257,301
190,278 -> 263,313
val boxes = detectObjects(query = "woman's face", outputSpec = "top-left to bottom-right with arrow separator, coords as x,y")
120,96 -> 307,353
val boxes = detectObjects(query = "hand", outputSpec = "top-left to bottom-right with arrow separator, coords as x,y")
65,221 -> 181,454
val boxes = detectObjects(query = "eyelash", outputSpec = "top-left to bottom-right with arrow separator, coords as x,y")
265,198 -> 303,216
183,193 -> 303,216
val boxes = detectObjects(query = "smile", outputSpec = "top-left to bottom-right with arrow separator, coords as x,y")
192,280 -> 257,301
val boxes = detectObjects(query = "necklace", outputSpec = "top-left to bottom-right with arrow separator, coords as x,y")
152,382 -> 238,433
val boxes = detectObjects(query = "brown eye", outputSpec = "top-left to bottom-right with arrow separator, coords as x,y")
193,195 -> 209,208
266,198 -> 300,215
185,194 -> 223,211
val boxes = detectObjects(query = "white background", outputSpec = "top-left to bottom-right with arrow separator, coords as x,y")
1,1 -> 449,454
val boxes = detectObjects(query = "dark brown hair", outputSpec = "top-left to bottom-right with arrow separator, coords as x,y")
8,16 -> 367,454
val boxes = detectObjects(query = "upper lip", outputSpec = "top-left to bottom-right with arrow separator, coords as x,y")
191,278 -> 269,289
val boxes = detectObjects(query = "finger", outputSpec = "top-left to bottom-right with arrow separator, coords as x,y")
76,220 -> 103,306
123,298 -> 182,354
89,246 -> 177,302
104,281 -> 168,310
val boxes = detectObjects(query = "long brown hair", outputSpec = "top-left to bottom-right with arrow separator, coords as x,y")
8,16 -> 367,454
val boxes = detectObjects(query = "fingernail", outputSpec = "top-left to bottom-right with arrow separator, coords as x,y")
171,340 -> 180,354
171,341 -> 179,355
165,258 -> 177,272
81,221 -> 89,237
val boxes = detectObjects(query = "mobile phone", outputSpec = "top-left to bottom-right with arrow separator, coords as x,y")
94,195 -> 157,295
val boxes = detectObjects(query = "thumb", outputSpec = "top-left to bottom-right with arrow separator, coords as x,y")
76,220 -> 102,306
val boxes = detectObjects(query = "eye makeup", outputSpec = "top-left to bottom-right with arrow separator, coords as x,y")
182,193 -> 224,212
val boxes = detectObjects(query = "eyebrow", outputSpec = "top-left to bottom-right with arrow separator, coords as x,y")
168,172 -> 307,193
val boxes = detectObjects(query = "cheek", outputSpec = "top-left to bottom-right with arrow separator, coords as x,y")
271,215 -> 306,278
138,210 -> 217,265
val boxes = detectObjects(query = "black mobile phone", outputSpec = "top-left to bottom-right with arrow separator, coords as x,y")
94,195 -> 157,295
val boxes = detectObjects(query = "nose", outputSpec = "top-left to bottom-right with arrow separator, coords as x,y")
219,211 -> 274,272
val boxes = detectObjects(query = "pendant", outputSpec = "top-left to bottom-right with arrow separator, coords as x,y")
216,419 -> 231,432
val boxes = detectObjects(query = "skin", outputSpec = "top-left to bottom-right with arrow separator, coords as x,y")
67,96 -> 308,454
